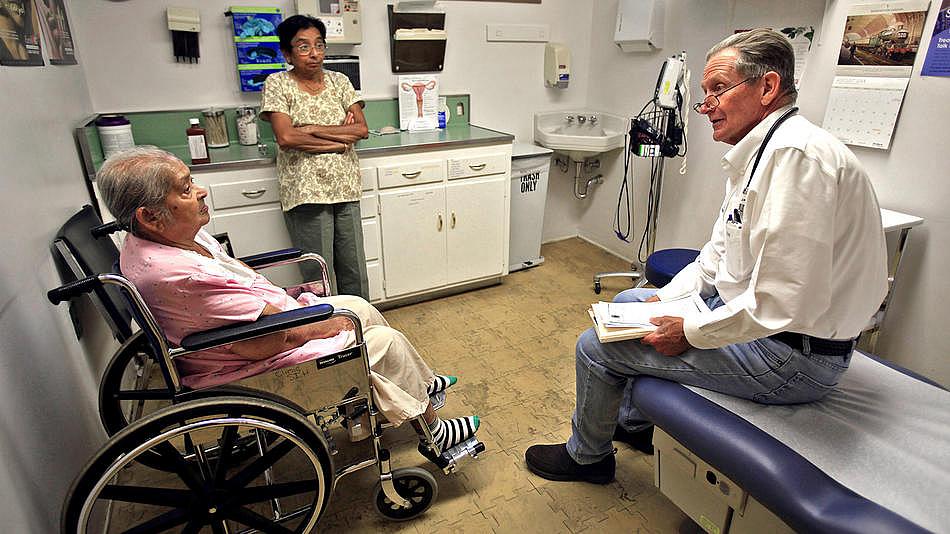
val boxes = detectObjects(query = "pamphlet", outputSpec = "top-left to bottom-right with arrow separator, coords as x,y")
588,293 -> 710,343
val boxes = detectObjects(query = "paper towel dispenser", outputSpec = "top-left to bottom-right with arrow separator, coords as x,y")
614,0 -> 664,52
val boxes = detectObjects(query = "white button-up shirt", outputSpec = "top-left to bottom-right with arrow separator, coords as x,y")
657,106 -> 888,349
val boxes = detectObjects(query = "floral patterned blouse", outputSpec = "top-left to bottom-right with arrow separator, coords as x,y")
260,70 -> 362,209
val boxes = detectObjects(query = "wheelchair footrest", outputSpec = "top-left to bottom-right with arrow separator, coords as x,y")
418,437 -> 486,475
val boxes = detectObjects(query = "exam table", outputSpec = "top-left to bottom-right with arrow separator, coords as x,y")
636,350 -> 949,534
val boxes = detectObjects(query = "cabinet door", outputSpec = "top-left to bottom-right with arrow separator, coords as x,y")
378,184 -> 446,297
445,176 -> 507,284
212,206 -> 302,288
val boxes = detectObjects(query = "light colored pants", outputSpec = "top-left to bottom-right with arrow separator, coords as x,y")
567,288 -> 852,464
284,201 -> 369,299
324,295 -> 435,426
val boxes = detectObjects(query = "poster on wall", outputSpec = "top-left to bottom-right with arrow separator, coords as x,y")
0,0 -> 44,66
34,0 -> 76,65
921,0 -> 950,76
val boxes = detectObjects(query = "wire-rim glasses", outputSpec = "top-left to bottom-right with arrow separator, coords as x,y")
293,42 -> 326,55
692,77 -> 755,113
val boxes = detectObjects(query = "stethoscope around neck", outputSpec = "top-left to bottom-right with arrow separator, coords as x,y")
732,106 -> 799,224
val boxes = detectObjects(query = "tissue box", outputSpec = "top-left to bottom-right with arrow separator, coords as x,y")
236,41 -> 283,64
231,7 -> 282,40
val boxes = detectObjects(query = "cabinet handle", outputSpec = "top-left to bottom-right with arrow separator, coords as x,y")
451,211 -> 456,228
401,170 -> 422,179
468,163 -> 487,171
437,214 -> 443,231
241,189 -> 266,198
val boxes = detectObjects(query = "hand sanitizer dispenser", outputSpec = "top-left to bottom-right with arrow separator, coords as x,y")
544,43 -> 570,88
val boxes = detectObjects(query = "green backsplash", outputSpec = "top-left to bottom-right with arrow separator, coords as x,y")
82,94 -> 472,167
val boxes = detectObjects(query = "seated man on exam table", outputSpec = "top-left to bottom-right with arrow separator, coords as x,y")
526,28 -> 889,484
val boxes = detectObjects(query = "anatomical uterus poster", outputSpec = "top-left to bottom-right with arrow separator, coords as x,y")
399,74 -> 439,131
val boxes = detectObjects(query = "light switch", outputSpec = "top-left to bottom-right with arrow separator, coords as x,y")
486,24 -> 550,42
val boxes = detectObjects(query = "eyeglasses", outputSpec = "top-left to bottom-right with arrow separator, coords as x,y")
692,77 -> 755,113
293,42 -> 326,55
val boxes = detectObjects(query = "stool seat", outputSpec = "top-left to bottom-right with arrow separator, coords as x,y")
644,248 -> 700,288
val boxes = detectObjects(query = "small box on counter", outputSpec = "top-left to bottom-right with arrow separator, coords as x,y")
235,41 -> 283,64
238,63 -> 285,92
230,7 -> 282,40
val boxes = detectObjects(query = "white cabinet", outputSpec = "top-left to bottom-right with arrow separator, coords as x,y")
194,140 -> 512,305
367,144 -> 512,300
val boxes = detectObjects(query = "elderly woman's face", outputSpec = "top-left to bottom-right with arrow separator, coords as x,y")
158,161 -> 210,240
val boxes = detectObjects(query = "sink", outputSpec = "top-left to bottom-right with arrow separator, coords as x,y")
534,110 -> 627,161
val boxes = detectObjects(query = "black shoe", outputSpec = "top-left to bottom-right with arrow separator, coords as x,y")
524,443 -> 615,484
612,425 -> 654,455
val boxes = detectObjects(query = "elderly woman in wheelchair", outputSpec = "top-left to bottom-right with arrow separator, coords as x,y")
52,146 -> 484,532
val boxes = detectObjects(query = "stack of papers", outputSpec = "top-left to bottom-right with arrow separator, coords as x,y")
588,293 -> 710,343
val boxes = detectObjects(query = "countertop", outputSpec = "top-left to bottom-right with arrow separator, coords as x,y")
175,124 -> 514,172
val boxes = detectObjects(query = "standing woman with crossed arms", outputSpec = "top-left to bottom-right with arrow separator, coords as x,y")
260,14 -> 369,298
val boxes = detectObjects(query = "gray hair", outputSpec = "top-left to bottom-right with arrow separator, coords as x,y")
707,28 -> 797,104
96,146 -> 183,237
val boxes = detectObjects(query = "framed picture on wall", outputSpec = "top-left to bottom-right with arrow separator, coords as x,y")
0,0 -> 45,66
34,0 -> 76,65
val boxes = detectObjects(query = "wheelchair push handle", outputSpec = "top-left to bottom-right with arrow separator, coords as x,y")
90,220 -> 124,238
48,275 -> 102,304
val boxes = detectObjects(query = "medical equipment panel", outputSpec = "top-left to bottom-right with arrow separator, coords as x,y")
295,0 -> 362,44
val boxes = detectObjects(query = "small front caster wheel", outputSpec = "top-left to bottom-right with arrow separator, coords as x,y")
593,280 -> 602,294
373,467 -> 438,521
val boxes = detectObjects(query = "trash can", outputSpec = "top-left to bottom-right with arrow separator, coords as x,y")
509,143 -> 553,272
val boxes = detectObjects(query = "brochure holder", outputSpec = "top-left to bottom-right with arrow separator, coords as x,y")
388,5 -> 446,73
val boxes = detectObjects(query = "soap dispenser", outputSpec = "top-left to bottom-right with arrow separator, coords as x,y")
544,43 -> 570,88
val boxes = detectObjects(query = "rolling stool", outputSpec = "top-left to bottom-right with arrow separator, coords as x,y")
641,248 -> 700,288
593,248 -> 699,293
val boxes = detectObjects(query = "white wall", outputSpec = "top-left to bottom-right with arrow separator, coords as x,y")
0,3 -> 112,529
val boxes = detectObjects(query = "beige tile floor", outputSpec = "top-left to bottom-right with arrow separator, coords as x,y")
316,238 -> 698,533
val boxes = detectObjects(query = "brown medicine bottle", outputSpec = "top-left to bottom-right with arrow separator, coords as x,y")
186,118 -> 210,164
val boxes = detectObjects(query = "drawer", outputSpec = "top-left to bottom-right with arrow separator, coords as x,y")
360,193 -> 377,218
209,178 -> 281,210
377,160 -> 444,189
360,167 -> 376,191
362,218 -> 380,261
447,152 -> 509,180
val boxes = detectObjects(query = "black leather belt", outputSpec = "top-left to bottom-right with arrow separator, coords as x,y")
769,332 -> 855,356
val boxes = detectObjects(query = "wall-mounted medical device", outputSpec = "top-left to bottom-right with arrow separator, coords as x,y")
614,0 -> 664,52
544,43 -> 570,89
655,52 -> 685,109
296,0 -> 362,44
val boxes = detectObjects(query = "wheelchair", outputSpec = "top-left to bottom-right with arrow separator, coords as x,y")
50,206 -> 485,533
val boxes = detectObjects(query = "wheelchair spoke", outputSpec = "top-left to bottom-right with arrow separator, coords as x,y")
223,505 -> 294,534
232,479 -> 317,505
211,522 -> 229,534
227,438 -> 295,489
100,484 -> 194,507
121,507 -> 191,534
150,441 -> 205,491
213,425 -> 239,484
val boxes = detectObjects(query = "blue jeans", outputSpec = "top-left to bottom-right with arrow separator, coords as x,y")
567,288 -> 853,464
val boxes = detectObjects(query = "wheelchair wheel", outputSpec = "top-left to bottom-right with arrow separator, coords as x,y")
63,396 -> 333,534
373,467 -> 438,521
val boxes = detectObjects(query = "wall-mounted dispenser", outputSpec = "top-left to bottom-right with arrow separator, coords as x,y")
544,43 -> 570,88
614,0 -> 664,52
296,0 -> 362,44
167,7 -> 200,62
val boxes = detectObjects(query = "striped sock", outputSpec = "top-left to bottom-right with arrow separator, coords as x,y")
428,415 -> 479,450
426,375 -> 458,396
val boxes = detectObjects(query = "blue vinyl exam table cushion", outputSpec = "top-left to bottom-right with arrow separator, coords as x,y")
632,351 -> 949,533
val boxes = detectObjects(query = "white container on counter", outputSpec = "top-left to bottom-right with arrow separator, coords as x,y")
96,115 -> 135,159
236,106 -> 259,145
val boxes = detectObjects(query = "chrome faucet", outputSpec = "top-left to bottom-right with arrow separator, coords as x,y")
577,115 -> 587,124
589,115 -> 598,125
565,115 -> 575,124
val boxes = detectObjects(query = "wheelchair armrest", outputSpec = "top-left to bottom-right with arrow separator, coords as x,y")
180,303 -> 335,351
239,248 -> 303,268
